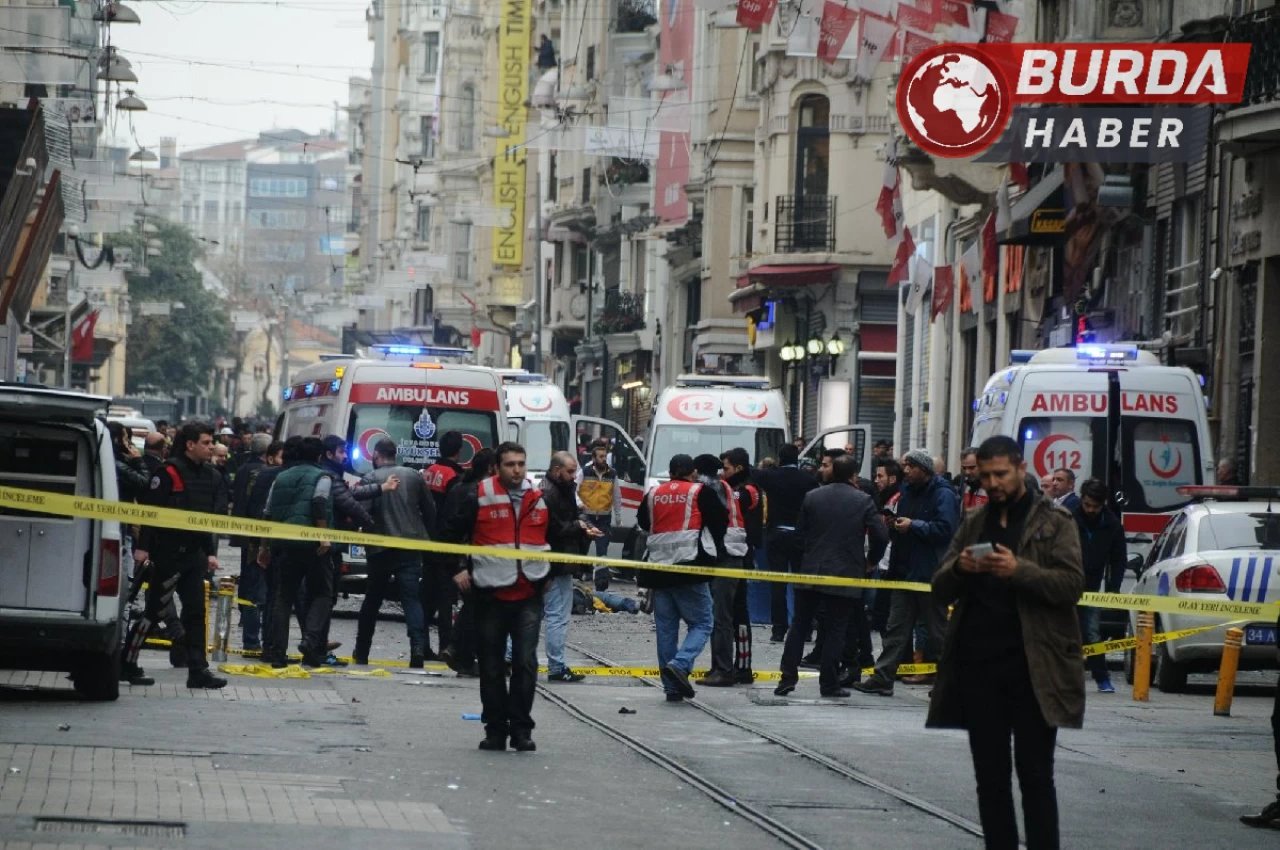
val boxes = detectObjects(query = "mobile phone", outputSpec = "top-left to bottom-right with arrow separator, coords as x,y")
970,542 -> 995,559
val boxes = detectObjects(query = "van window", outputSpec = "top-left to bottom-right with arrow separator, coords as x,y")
282,404 -> 333,439
651,425 -> 786,469
1017,416 -> 1104,487
522,421 -> 570,472
347,405 -> 498,475
1122,419 -> 1201,512
0,428 -> 82,518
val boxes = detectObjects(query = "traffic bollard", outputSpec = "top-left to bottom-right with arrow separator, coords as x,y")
211,577 -> 236,662
1213,627 -> 1245,717
1133,611 -> 1153,702
204,580 -> 212,652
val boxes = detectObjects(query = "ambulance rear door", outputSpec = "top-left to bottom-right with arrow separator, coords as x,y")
1008,370 -> 1112,491
572,415 -> 647,536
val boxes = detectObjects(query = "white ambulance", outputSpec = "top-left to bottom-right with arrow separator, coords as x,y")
971,344 -> 1214,551
277,345 -> 509,586
645,374 -> 872,488
496,371 -> 571,483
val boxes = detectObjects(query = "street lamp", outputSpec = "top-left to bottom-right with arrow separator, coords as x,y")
610,391 -> 625,410
806,337 -> 824,356
826,335 -> 846,356
779,340 -> 798,362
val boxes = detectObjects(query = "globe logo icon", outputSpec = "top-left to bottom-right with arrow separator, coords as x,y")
896,45 -> 1011,158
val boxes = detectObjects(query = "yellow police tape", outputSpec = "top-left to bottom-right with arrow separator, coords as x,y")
8,484 -> 1279,621
218,664 -> 394,679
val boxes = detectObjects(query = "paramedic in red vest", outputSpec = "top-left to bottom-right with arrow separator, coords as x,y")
701,447 -> 762,686
576,440 -> 623,591
132,421 -> 229,690
449,441 -> 552,753
423,431 -> 467,658
960,447 -> 989,511
636,454 -> 725,702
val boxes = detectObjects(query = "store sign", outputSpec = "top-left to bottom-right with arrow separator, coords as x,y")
492,0 -> 530,268
1031,209 -> 1066,234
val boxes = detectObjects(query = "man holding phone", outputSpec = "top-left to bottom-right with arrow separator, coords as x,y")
925,436 -> 1085,849
540,451 -> 605,682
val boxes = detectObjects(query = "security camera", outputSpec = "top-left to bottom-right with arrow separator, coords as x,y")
1210,267 -> 1223,281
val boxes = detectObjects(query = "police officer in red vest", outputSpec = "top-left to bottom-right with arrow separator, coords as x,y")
448,441 -> 551,752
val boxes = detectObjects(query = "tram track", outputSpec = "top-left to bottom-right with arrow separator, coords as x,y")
548,640 -> 985,847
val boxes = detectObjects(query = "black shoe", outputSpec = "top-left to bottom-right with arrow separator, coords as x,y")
410,652 -> 425,669
547,670 -> 585,682
457,663 -> 480,679
120,663 -> 154,686
838,668 -> 861,688
770,630 -> 786,643
187,669 -> 227,689
352,654 -> 369,665
169,647 -> 188,668
510,736 -> 536,752
774,678 -> 798,697
664,662 -> 696,698
820,688 -> 852,698
421,647 -> 439,662
1240,799 -> 1280,828
478,736 -> 507,751
301,653 -> 334,668
268,655 -> 289,669
701,671 -> 735,687
799,653 -> 820,670
734,670 -> 755,684
852,679 -> 894,697
665,693 -> 685,703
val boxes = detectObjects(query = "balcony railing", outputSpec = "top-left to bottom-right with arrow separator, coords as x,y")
594,289 -> 646,335
1229,9 -> 1280,106
775,194 -> 836,253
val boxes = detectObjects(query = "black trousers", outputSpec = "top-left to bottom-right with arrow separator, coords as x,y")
811,597 -> 874,673
961,655 -> 1060,850
272,547 -> 335,659
474,589 -> 544,740
420,560 -> 458,652
781,590 -> 853,692
766,529 -> 804,634
143,550 -> 208,671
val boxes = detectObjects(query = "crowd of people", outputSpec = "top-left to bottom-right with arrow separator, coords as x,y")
107,422 -> 1280,843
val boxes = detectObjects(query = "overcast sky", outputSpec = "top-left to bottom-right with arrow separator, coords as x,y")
109,0 -> 373,154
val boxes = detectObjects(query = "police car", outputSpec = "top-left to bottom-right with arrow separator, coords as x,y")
1123,485 -> 1280,693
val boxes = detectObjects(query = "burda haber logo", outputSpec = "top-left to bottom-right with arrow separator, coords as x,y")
897,43 -> 1251,163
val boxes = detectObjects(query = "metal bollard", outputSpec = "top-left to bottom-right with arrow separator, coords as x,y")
204,580 -> 212,652
1213,627 -> 1245,717
1133,611 -> 1153,702
211,577 -> 236,662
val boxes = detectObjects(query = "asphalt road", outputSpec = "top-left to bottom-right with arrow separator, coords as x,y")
0,545 -> 1276,849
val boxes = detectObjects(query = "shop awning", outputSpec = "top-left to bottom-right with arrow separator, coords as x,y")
999,166 -> 1065,247
743,263 -> 841,286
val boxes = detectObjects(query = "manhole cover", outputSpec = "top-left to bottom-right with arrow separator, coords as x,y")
36,817 -> 186,838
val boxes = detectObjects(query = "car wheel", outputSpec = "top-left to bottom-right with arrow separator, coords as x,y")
72,647 -> 121,701
1153,624 -> 1188,693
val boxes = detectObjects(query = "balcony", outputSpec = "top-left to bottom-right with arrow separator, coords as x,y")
594,289 -> 646,335
774,195 -> 835,254
1218,9 -> 1280,152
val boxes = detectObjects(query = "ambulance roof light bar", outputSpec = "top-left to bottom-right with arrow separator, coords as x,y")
1075,344 -> 1139,363
499,373 -> 550,384
370,344 -> 473,362
675,374 -> 771,390
1010,350 -> 1036,365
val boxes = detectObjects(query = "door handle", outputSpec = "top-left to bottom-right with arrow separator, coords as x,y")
36,529 -> 45,537
15,528 -> 22,536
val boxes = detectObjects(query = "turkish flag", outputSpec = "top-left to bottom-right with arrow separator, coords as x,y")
932,265 -> 954,320
888,227 -> 915,286
982,211 -> 999,304
470,325 -> 482,349
72,310 -> 98,363
817,1 -> 858,65
736,0 -> 779,30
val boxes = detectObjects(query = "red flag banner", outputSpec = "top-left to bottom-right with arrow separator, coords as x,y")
932,264 -> 954,319
888,227 -> 915,285
736,0 -> 779,30
958,261 -> 973,314
1009,162 -> 1030,191
896,2 -> 938,33
939,0 -> 971,27
901,29 -> 938,63
859,10 -> 900,67
71,310 -> 98,363
1003,245 -> 1025,295
817,1 -> 859,64
982,212 -> 999,304
984,9 -> 1019,42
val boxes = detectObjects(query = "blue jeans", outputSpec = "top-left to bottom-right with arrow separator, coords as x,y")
356,551 -> 425,657
1077,606 -> 1109,682
587,515 -> 613,590
543,573 -> 574,674
596,590 -> 638,613
238,547 -> 266,650
653,582 -> 713,695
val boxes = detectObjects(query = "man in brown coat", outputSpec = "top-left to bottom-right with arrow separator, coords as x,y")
926,435 -> 1084,850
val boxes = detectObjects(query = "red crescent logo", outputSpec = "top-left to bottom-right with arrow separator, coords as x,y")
519,395 -> 553,413
666,394 -> 716,423
1148,446 -> 1184,480
1032,434 -> 1075,477
357,428 -> 390,459
459,434 -> 484,468
732,399 -> 768,420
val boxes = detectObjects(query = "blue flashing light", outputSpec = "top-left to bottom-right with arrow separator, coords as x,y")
999,392 -> 1008,404
331,379 -> 341,392
305,382 -> 316,396
373,344 -> 473,358
351,447 -> 361,461
283,387 -> 293,401
1010,351 -> 1035,365
1076,344 -> 1138,362
1197,373 -> 1206,388
972,400 -> 980,412
1024,428 -> 1034,441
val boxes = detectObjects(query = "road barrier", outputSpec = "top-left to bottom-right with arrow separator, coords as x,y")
1133,611 -> 1154,702
1213,627 -> 1246,717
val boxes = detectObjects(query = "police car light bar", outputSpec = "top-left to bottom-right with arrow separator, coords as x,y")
1010,350 -> 1036,364
1076,344 -> 1139,362
1176,485 -> 1280,501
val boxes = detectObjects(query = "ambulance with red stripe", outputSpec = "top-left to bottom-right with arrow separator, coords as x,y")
971,344 -> 1214,559
276,345 -> 508,588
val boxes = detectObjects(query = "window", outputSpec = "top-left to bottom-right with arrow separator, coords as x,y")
458,85 -> 475,151
749,38 -> 763,94
423,31 -> 440,75
1122,419 -> 1202,512
582,167 -> 591,204
547,153 -> 558,201
573,244 -> 589,289
345,404 -> 498,475
650,425 -> 785,472
452,221 -> 472,279
586,45 -> 596,81
249,209 -> 307,229
1166,196 -> 1202,340
203,165 -> 224,183
1017,416 -> 1105,485
204,200 -> 219,222
249,242 -> 306,261
182,203 -> 195,223
416,205 -> 432,242
249,177 -> 307,198
228,201 -> 242,220
794,94 -> 830,197
742,187 -> 754,256
421,116 -> 436,159
1199,512 -> 1280,551
520,421 -> 571,473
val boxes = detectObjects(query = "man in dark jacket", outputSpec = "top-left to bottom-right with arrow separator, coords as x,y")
705,447 -> 763,685
247,438 -> 297,659
854,449 -> 960,695
754,444 -> 820,642
1072,478 -> 1126,693
230,433 -> 272,651
423,431 -> 467,656
637,454 -> 723,702
541,451 -> 597,682
776,455 -> 888,698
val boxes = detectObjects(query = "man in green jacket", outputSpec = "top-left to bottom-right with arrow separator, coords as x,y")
262,436 -> 337,667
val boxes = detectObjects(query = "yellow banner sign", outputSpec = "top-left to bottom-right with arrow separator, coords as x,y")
492,0 -> 530,269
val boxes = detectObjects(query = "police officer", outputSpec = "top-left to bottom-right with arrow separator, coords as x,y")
129,421 -> 230,690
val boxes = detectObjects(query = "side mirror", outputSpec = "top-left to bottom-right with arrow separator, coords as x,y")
1128,554 -> 1145,575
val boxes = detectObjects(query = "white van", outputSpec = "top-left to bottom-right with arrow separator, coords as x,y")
646,374 -> 872,488
971,344 -> 1214,550
277,345 -> 509,589
107,413 -> 156,451
0,386 -> 124,700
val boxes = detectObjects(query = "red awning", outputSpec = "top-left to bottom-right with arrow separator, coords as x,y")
746,263 -> 840,286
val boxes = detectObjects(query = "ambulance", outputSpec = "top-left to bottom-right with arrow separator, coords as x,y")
645,374 -> 872,489
971,344 -> 1214,556
276,345 -> 509,588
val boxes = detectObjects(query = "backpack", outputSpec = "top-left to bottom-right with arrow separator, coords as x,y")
572,582 -> 595,616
